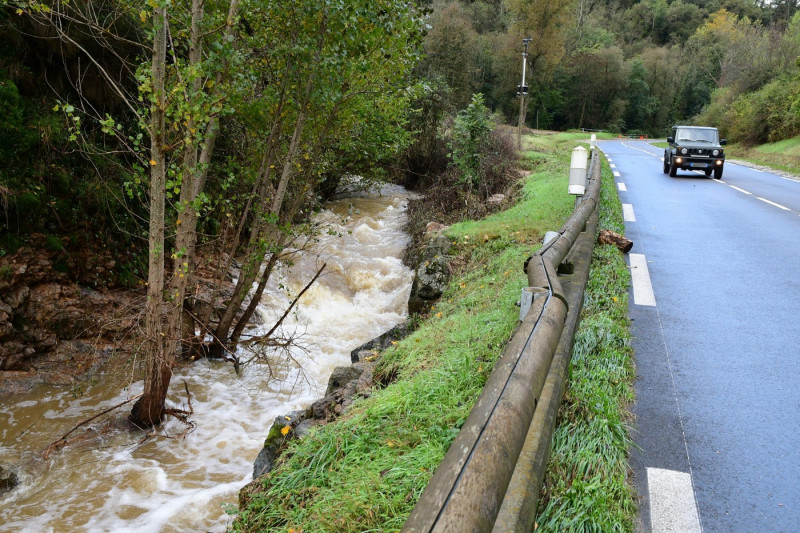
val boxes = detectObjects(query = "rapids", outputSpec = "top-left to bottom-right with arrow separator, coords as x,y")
0,183 -> 415,532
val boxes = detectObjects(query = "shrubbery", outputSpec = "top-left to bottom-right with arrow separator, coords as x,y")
697,74 -> 800,146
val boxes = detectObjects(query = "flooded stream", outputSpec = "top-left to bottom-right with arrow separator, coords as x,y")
0,184 -> 415,532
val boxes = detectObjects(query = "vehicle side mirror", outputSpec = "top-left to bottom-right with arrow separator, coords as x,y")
667,137 -> 674,143
720,139 -> 727,145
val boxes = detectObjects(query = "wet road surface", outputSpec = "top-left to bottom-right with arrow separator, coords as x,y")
599,139 -> 800,532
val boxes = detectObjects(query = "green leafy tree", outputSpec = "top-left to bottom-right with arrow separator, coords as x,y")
448,93 -> 492,192
420,2 -> 480,110
622,59 -> 659,132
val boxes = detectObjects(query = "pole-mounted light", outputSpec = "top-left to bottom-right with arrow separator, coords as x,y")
517,38 -> 531,97
517,37 -> 532,148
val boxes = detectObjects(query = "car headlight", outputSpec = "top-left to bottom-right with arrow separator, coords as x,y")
680,148 -> 688,155
712,149 -> 720,156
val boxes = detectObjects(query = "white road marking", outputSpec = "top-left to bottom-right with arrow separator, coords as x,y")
618,183 -> 627,191
756,196 -> 790,210
647,468 -> 701,533
729,185 -> 751,195
622,203 -> 636,222
621,141 -> 660,157
610,163 -> 616,168
613,171 -> 621,177
629,253 -> 656,306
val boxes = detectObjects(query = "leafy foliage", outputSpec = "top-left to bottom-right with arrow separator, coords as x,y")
448,93 -> 493,190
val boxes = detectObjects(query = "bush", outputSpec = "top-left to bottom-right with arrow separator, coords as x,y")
448,93 -> 492,192
698,75 -> 800,146
401,77 -> 452,189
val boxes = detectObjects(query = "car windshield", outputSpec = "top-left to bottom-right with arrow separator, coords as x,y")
676,128 -> 718,143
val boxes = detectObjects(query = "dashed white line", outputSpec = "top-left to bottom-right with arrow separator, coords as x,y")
629,253 -> 656,306
613,171 -> 621,177
729,185 -> 752,195
756,196 -> 790,210
647,468 -> 701,533
618,183 -> 627,192
622,203 -> 636,222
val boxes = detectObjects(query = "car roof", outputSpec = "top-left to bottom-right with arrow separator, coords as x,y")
672,125 -> 718,130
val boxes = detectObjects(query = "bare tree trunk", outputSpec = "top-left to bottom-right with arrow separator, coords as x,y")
130,3 -> 169,428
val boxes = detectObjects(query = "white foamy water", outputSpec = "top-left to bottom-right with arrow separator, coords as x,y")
0,183 -> 415,532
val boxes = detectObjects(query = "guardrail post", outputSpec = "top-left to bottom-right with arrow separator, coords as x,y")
568,146 -> 588,197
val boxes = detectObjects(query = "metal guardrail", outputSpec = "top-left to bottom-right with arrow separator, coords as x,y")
403,151 -> 602,533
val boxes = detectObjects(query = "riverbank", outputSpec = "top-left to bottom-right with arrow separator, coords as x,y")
0,185 -> 418,531
231,131 -> 638,531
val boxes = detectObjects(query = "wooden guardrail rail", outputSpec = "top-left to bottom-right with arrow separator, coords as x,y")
404,151 -> 602,533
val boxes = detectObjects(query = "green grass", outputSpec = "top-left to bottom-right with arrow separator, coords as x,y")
750,136 -> 800,155
534,156 -> 636,532
725,139 -> 800,176
231,133 -> 634,532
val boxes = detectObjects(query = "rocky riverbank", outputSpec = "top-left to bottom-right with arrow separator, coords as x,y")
0,237 -> 137,395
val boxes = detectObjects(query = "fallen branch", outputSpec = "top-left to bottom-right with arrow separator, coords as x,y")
598,229 -> 633,254
43,394 -> 142,458
244,262 -> 326,347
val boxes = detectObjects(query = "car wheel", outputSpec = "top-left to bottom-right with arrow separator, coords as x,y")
704,168 -> 712,177
669,158 -> 677,177
663,154 -> 670,174
714,166 -> 723,180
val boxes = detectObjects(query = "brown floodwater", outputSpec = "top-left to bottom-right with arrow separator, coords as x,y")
0,183 -> 415,532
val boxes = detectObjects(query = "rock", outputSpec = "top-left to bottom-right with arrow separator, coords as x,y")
425,221 -> 448,235
4,285 -> 29,310
350,322 -> 408,363
0,464 -> 20,496
422,234 -> 452,259
414,255 -> 449,300
295,419 -> 318,439
325,364 -> 366,397
408,232 -> 453,314
252,410 -> 305,479
252,324 -> 408,482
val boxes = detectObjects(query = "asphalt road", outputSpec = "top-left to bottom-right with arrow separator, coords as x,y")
598,139 -> 800,533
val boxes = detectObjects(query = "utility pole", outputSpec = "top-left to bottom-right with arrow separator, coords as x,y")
517,38 -> 531,149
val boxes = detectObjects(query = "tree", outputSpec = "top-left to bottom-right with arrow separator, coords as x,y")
553,46 -> 626,130
622,59 -> 659,132
6,0 -> 423,428
639,46 -> 684,130
419,2 -> 480,110
197,0 -> 424,368
506,0 -> 573,77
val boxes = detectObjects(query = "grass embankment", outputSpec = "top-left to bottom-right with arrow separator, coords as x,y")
726,138 -> 800,176
534,148 -> 637,531
232,131 -> 636,532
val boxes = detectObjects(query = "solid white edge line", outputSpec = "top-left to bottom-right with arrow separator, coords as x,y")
629,253 -> 656,306
756,196 -> 790,210
622,203 -> 636,222
647,468 -> 701,533
618,183 -> 627,191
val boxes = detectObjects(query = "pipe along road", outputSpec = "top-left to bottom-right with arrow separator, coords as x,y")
601,139 -> 800,532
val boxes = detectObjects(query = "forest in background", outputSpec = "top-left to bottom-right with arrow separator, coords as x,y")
417,0 -> 800,139
1,0 -> 799,422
